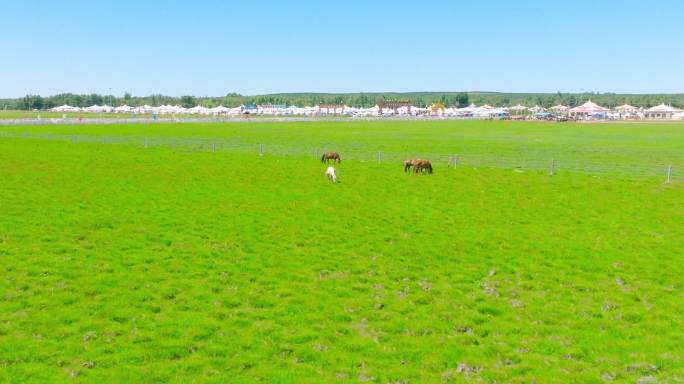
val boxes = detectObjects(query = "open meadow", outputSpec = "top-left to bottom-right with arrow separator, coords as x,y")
1,120 -> 683,383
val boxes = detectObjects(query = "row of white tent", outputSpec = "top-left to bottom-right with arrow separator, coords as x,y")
50,101 -> 684,119
49,103 -> 518,117
557,101 -> 684,120
352,101 -> 684,119
51,104 -> 244,115
51,104 -> 322,116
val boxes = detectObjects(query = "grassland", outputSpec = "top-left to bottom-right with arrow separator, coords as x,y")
2,120 -> 684,175
1,120 -> 683,383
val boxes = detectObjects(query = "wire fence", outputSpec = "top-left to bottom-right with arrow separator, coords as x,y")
0,131 -> 679,183
0,117 -> 346,126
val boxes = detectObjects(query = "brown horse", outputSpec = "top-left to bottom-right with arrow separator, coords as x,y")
413,160 -> 433,174
404,159 -> 422,173
321,152 -> 341,164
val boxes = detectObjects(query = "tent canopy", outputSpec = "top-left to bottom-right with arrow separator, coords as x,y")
509,104 -> 527,111
645,103 -> 680,113
569,100 -> 609,113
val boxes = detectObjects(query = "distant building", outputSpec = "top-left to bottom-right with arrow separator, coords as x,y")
644,104 -> 680,119
258,104 -> 286,109
318,104 -> 344,115
378,101 -> 411,115
258,104 -> 287,115
241,104 -> 258,114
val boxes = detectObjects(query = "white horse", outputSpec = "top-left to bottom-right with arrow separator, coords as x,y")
325,166 -> 337,183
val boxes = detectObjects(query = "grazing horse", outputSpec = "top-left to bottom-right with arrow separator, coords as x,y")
413,160 -> 433,174
404,159 -> 422,173
321,152 -> 341,164
325,166 -> 337,183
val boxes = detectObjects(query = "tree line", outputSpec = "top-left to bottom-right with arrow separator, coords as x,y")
2,92 -> 683,110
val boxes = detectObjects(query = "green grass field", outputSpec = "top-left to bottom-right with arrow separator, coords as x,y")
3,120 -> 684,170
1,121 -> 683,383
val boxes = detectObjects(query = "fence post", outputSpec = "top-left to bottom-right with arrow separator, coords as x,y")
212,143 -> 216,153
144,137 -> 149,149
550,159 -> 556,176
259,143 -> 264,156
171,139 -> 176,150
667,165 -> 672,183
453,155 -> 459,170
314,148 -> 319,160
377,151 -> 382,163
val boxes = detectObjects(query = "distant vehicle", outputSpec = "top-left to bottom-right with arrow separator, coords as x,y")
535,112 -> 553,120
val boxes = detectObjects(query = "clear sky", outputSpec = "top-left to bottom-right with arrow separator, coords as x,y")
2,0 -> 683,97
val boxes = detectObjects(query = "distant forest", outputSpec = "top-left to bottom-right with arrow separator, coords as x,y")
2,92 -> 684,110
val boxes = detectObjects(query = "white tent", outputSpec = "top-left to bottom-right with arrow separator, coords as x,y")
228,106 -> 243,115
569,100 -> 609,117
343,105 -> 359,115
157,105 -> 184,114
114,105 -> 134,113
51,104 -> 81,112
458,104 -> 478,113
549,104 -> 569,113
528,105 -> 546,113
411,106 -> 429,115
280,106 -> 294,115
83,105 -> 105,113
356,105 -> 380,116
475,108 -> 508,119
210,105 -> 231,114
187,105 -> 210,115
136,105 -> 154,114
449,104 -> 475,117
442,107 -> 456,116
259,105 -> 287,115
672,112 -> 684,120
509,104 -> 527,113
395,106 -> 415,115
614,104 -> 638,113
297,106 -> 318,116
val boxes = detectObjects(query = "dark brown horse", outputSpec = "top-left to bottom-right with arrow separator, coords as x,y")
321,152 -> 341,164
404,159 -> 422,173
413,160 -> 433,174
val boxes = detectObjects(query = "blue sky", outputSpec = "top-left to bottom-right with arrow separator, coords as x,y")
2,0 -> 683,97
